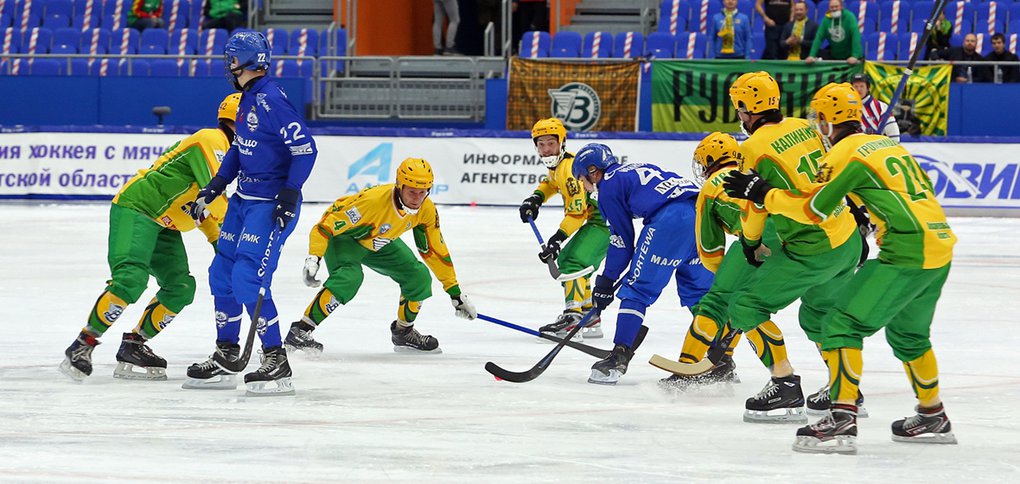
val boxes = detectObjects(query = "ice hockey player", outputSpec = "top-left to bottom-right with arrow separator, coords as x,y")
518,118 -> 609,340
571,143 -> 714,385
722,71 -> 864,423
59,93 -> 239,381
659,132 -> 792,391
183,31 -> 316,396
724,82 -> 957,454
284,158 -> 477,355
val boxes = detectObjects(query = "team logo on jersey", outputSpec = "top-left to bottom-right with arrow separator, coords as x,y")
548,82 -> 601,132
214,149 -> 225,163
372,238 -> 392,251
609,234 -> 626,248
815,163 -> 834,183
345,207 -> 362,224
257,93 -> 271,112
565,177 -> 581,196
379,223 -> 391,234
246,107 -> 259,131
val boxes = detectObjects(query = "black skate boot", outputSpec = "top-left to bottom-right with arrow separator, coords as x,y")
806,385 -> 869,417
659,354 -> 740,392
284,320 -> 324,356
539,311 -> 583,342
793,403 -> 859,454
588,344 -> 635,385
244,346 -> 295,396
60,331 -> 99,381
744,374 -> 807,423
391,321 -> 441,353
182,341 -> 240,390
891,403 -> 957,444
113,332 -> 167,380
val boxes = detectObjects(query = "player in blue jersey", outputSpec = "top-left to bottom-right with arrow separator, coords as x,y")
183,31 -> 317,396
572,143 -> 715,385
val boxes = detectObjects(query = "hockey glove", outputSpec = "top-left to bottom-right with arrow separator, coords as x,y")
538,230 -> 568,264
592,275 -> 616,310
519,193 -> 543,223
451,294 -> 477,320
274,188 -> 300,230
723,169 -> 774,205
303,256 -> 322,288
740,236 -> 769,268
190,175 -> 228,223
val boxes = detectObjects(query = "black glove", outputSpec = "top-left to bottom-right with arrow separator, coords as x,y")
519,193 -> 542,223
274,188 -> 300,230
741,236 -> 765,268
592,275 -> 615,310
723,169 -> 774,205
847,201 -> 873,268
538,230 -> 568,263
190,175 -> 229,223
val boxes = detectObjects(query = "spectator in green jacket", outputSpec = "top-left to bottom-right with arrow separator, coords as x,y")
129,0 -> 165,31
805,0 -> 862,65
202,0 -> 246,31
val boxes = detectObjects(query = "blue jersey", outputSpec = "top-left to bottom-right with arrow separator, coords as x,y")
597,162 -> 699,280
217,76 -> 317,199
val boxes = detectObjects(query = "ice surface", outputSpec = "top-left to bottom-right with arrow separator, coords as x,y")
1,203 -> 1019,483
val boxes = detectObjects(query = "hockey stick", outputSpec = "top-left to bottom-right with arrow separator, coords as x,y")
649,325 -> 743,376
874,0 -> 950,132
477,312 -> 612,359
215,227 -> 282,373
528,217 -> 563,280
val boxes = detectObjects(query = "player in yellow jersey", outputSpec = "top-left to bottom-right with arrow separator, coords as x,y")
519,118 -> 609,340
724,83 -> 957,454
60,93 -> 238,381
723,72 -> 865,423
656,132 -> 793,391
284,158 -> 477,355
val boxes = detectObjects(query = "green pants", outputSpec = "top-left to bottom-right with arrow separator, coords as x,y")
106,203 -> 195,312
694,224 -> 781,328
323,236 -> 432,304
557,222 -> 609,278
728,230 -> 862,343
822,260 -> 950,362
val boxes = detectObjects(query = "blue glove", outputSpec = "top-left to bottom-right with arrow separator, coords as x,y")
274,188 -> 300,230
190,175 -> 228,223
592,275 -> 615,310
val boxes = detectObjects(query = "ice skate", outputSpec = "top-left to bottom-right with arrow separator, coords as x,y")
891,404 -> 957,444
744,374 -> 807,423
581,314 -> 603,339
60,332 -> 99,381
284,320 -> 323,357
113,332 -> 167,380
244,346 -> 295,396
588,344 -> 634,385
658,354 -> 739,392
391,321 -> 441,353
538,311 -> 583,342
806,384 -> 869,417
182,341 -> 240,390
793,404 -> 858,455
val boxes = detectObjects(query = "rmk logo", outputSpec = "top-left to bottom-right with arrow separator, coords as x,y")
548,82 -> 601,132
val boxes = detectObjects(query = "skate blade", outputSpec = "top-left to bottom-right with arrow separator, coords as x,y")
793,435 -> 858,455
658,376 -> 737,394
245,377 -> 295,396
537,329 -> 582,343
581,327 -> 604,339
588,369 -> 622,385
59,359 -> 87,382
744,407 -> 808,424
182,374 -> 237,390
284,344 -> 323,359
807,406 -> 870,418
113,362 -> 167,381
891,431 -> 957,445
392,345 -> 443,354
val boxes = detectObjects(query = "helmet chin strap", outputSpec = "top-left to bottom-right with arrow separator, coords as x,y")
537,143 -> 565,169
394,186 -> 427,215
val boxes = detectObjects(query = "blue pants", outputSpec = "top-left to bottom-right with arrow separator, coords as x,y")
614,202 -> 714,347
209,195 -> 300,348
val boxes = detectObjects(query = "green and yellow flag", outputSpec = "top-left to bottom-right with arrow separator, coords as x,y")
864,61 -> 951,136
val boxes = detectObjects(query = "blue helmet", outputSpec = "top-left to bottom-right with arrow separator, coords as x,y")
224,31 -> 271,73
572,143 -> 618,180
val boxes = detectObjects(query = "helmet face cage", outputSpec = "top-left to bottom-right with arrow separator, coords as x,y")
532,118 -> 567,169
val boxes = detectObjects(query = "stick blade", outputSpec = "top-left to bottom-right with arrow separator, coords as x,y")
484,361 -> 541,383
648,354 -> 714,376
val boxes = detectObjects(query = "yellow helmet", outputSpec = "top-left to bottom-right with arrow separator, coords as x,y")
217,93 -> 241,122
729,71 -> 781,114
692,132 -> 740,183
396,158 -> 434,190
810,82 -> 862,126
531,117 -> 567,145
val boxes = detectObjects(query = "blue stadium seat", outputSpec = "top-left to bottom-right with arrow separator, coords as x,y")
162,0 -> 189,30
898,32 -> 926,60
582,31 -> 613,58
109,27 -> 138,55
21,26 -> 51,53
149,58 -> 179,76
123,58 -> 149,76
263,27 -> 288,55
29,57 -> 62,74
102,0 -> 128,30
658,0 -> 689,35
750,31 -> 764,59
646,31 -> 676,58
550,31 -> 581,57
1010,19 -> 1020,35
287,28 -> 318,57
847,1 -> 879,33
44,0 -> 72,17
613,31 -> 644,59
333,27 -> 347,57
909,1 -> 934,31
139,27 -> 168,55
15,0 -> 45,25
520,31 -> 550,58
51,25 -> 77,49
976,1 -> 1008,36
274,59 -> 312,77
72,0 -> 102,30
677,31 -> 707,59
976,32 -> 993,56
169,27 -> 197,55
866,31 -> 899,61
688,0 -> 722,34
878,0 -> 910,35
2,26 -> 23,53
43,12 -> 68,27
1011,5 -> 1020,31
196,28 -> 225,76
944,1 -> 976,35
190,0 -> 204,30
0,13 -> 10,28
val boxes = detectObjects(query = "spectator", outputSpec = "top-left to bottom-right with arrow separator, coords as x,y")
757,0 -> 792,59
850,73 -> 900,142
985,33 -> 1019,84
513,0 -> 548,54
433,0 -> 461,55
925,12 -> 952,60
202,0 -> 245,31
947,33 -> 989,83
709,0 -> 752,59
129,0 -> 164,31
805,0 -> 861,65
780,1 -> 817,60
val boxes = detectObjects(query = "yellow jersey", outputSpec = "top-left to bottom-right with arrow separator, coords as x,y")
531,153 -> 605,235
695,165 -> 751,272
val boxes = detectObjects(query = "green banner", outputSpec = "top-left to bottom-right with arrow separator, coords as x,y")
651,60 -> 863,133
864,62 -> 950,136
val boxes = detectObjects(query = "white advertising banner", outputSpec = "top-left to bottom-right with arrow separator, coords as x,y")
1,132 -> 1018,215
